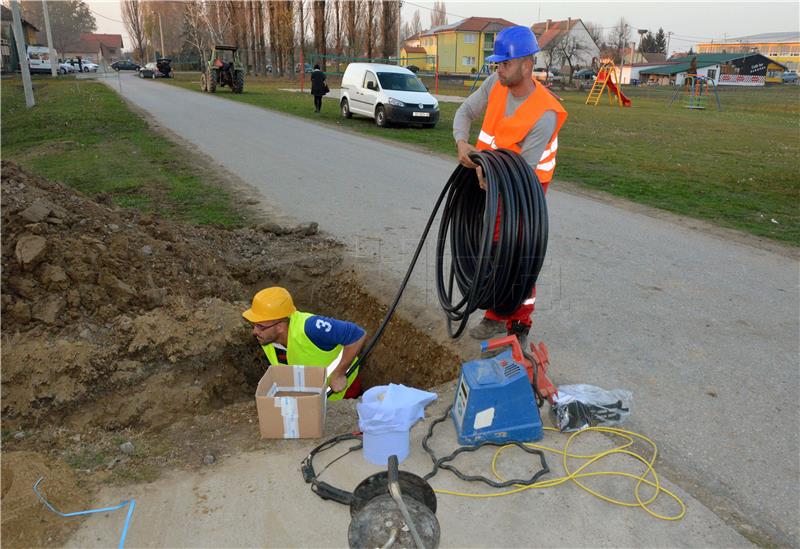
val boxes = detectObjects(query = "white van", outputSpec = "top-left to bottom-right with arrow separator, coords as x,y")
339,63 -> 440,128
27,46 -> 54,74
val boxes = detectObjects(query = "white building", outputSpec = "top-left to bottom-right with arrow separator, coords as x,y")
531,18 -> 600,73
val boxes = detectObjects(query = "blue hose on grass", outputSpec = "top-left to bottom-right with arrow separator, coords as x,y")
33,477 -> 136,549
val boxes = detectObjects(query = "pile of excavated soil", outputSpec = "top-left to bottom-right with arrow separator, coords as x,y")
1,452 -> 91,548
1,160 -> 341,433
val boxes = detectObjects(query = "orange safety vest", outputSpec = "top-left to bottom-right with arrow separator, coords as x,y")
476,79 -> 567,193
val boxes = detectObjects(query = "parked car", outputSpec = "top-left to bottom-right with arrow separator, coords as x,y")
339,63 -> 440,128
64,58 -> 97,72
294,62 -> 312,73
111,60 -> 141,71
265,64 -> 273,73
574,68 -> 596,80
783,70 -> 798,83
139,59 -> 172,79
58,61 -> 76,74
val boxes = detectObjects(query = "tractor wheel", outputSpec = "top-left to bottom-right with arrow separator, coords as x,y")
208,70 -> 217,93
200,72 -> 208,92
233,70 -> 244,93
341,98 -> 352,119
375,105 -> 389,127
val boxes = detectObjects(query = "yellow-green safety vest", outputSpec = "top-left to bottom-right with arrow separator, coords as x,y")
261,310 -> 360,401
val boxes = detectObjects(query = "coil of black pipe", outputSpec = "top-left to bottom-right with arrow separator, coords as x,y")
340,149 -> 549,386
436,148 -> 549,337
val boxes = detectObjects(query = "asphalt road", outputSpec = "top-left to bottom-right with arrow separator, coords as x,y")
102,73 -> 798,545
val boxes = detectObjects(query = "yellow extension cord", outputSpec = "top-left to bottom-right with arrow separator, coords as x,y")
433,426 -> 686,521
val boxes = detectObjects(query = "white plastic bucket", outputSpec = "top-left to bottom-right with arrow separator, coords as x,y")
362,429 -> 410,466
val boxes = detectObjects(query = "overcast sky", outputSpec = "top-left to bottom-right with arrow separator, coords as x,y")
86,0 -> 799,55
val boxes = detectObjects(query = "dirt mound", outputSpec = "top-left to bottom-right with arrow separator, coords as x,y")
1,452 -> 91,548
1,161 -> 342,431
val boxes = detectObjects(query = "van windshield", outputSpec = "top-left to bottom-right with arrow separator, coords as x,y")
376,72 -> 427,92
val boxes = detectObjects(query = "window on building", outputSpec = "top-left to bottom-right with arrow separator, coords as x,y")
484,32 -> 495,49
464,33 -> 477,44
462,56 -> 475,66
707,68 -> 716,79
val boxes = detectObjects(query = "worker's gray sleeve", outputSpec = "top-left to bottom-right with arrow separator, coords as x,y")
519,111 -> 557,172
453,72 -> 499,142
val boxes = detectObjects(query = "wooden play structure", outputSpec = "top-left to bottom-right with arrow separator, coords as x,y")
586,59 -> 631,107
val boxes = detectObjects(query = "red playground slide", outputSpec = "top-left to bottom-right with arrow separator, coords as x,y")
597,69 -> 632,107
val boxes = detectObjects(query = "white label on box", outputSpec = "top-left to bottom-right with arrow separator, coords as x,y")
474,407 -> 495,430
277,397 -> 299,438
293,366 -> 305,387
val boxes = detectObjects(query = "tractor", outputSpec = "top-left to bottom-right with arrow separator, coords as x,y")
201,45 -> 244,94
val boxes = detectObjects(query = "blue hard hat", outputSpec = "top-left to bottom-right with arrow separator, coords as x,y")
486,26 -> 540,63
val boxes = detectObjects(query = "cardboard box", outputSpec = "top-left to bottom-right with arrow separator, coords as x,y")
255,365 -> 327,439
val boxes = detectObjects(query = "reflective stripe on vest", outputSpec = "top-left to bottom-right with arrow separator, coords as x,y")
262,310 -> 360,401
476,78 -> 567,185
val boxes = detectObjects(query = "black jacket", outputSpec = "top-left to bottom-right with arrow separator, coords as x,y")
310,69 -> 327,96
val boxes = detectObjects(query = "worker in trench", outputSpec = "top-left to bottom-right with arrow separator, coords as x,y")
243,286 -> 365,400
453,25 -> 568,349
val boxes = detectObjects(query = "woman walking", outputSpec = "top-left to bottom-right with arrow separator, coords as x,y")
310,64 -> 328,113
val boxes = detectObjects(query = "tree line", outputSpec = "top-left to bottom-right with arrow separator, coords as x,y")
123,0 -> 404,76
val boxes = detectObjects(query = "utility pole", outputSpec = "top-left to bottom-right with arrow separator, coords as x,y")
10,0 -> 35,108
42,0 -> 57,77
396,0 -> 402,65
157,12 -> 165,59
666,31 -> 673,57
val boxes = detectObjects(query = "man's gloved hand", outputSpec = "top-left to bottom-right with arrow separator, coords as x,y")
329,373 -> 347,393
456,140 -> 486,190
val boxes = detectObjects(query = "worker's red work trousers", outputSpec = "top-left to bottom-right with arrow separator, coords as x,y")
482,181 -> 548,332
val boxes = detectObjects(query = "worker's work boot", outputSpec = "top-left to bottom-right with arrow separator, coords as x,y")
469,318 -> 506,340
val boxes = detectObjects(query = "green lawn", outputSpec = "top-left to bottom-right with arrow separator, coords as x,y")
165,72 -> 800,245
1,77 -> 247,227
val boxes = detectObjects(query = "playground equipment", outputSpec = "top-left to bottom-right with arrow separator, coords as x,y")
586,60 -> 631,107
669,74 -> 722,111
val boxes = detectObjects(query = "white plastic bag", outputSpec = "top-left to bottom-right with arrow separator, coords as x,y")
552,384 -> 632,432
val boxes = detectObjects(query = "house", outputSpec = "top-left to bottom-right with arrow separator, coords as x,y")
1,4 -> 39,73
531,18 -> 600,73
639,53 -> 785,86
418,17 -> 517,74
697,32 -> 799,71
400,46 -> 432,71
620,61 -> 679,84
63,33 -> 123,64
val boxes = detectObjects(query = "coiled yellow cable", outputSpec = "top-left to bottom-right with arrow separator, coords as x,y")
433,426 -> 686,521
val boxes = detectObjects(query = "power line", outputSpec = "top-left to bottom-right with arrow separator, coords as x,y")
87,6 -> 124,25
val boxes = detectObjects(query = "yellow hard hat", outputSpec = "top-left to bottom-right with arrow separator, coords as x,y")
242,287 -> 296,323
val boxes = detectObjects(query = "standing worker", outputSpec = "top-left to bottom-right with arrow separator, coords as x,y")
310,64 -> 328,113
453,25 -> 567,348
243,287 -> 365,400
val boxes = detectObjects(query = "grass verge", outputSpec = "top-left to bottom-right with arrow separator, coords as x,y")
165,72 -> 800,245
1,77 -> 247,227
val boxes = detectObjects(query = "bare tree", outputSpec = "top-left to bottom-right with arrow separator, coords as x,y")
365,0 -> 376,59
313,0 -> 326,68
539,33 -> 563,79
410,9 -> 422,37
122,0 -> 148,63
608,17 -> 630,63
558,34 -> 592,81
380,1 -> 398,59
332,0 -> 342,56
430,1 -> 447,28
345,0 -> 358,57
